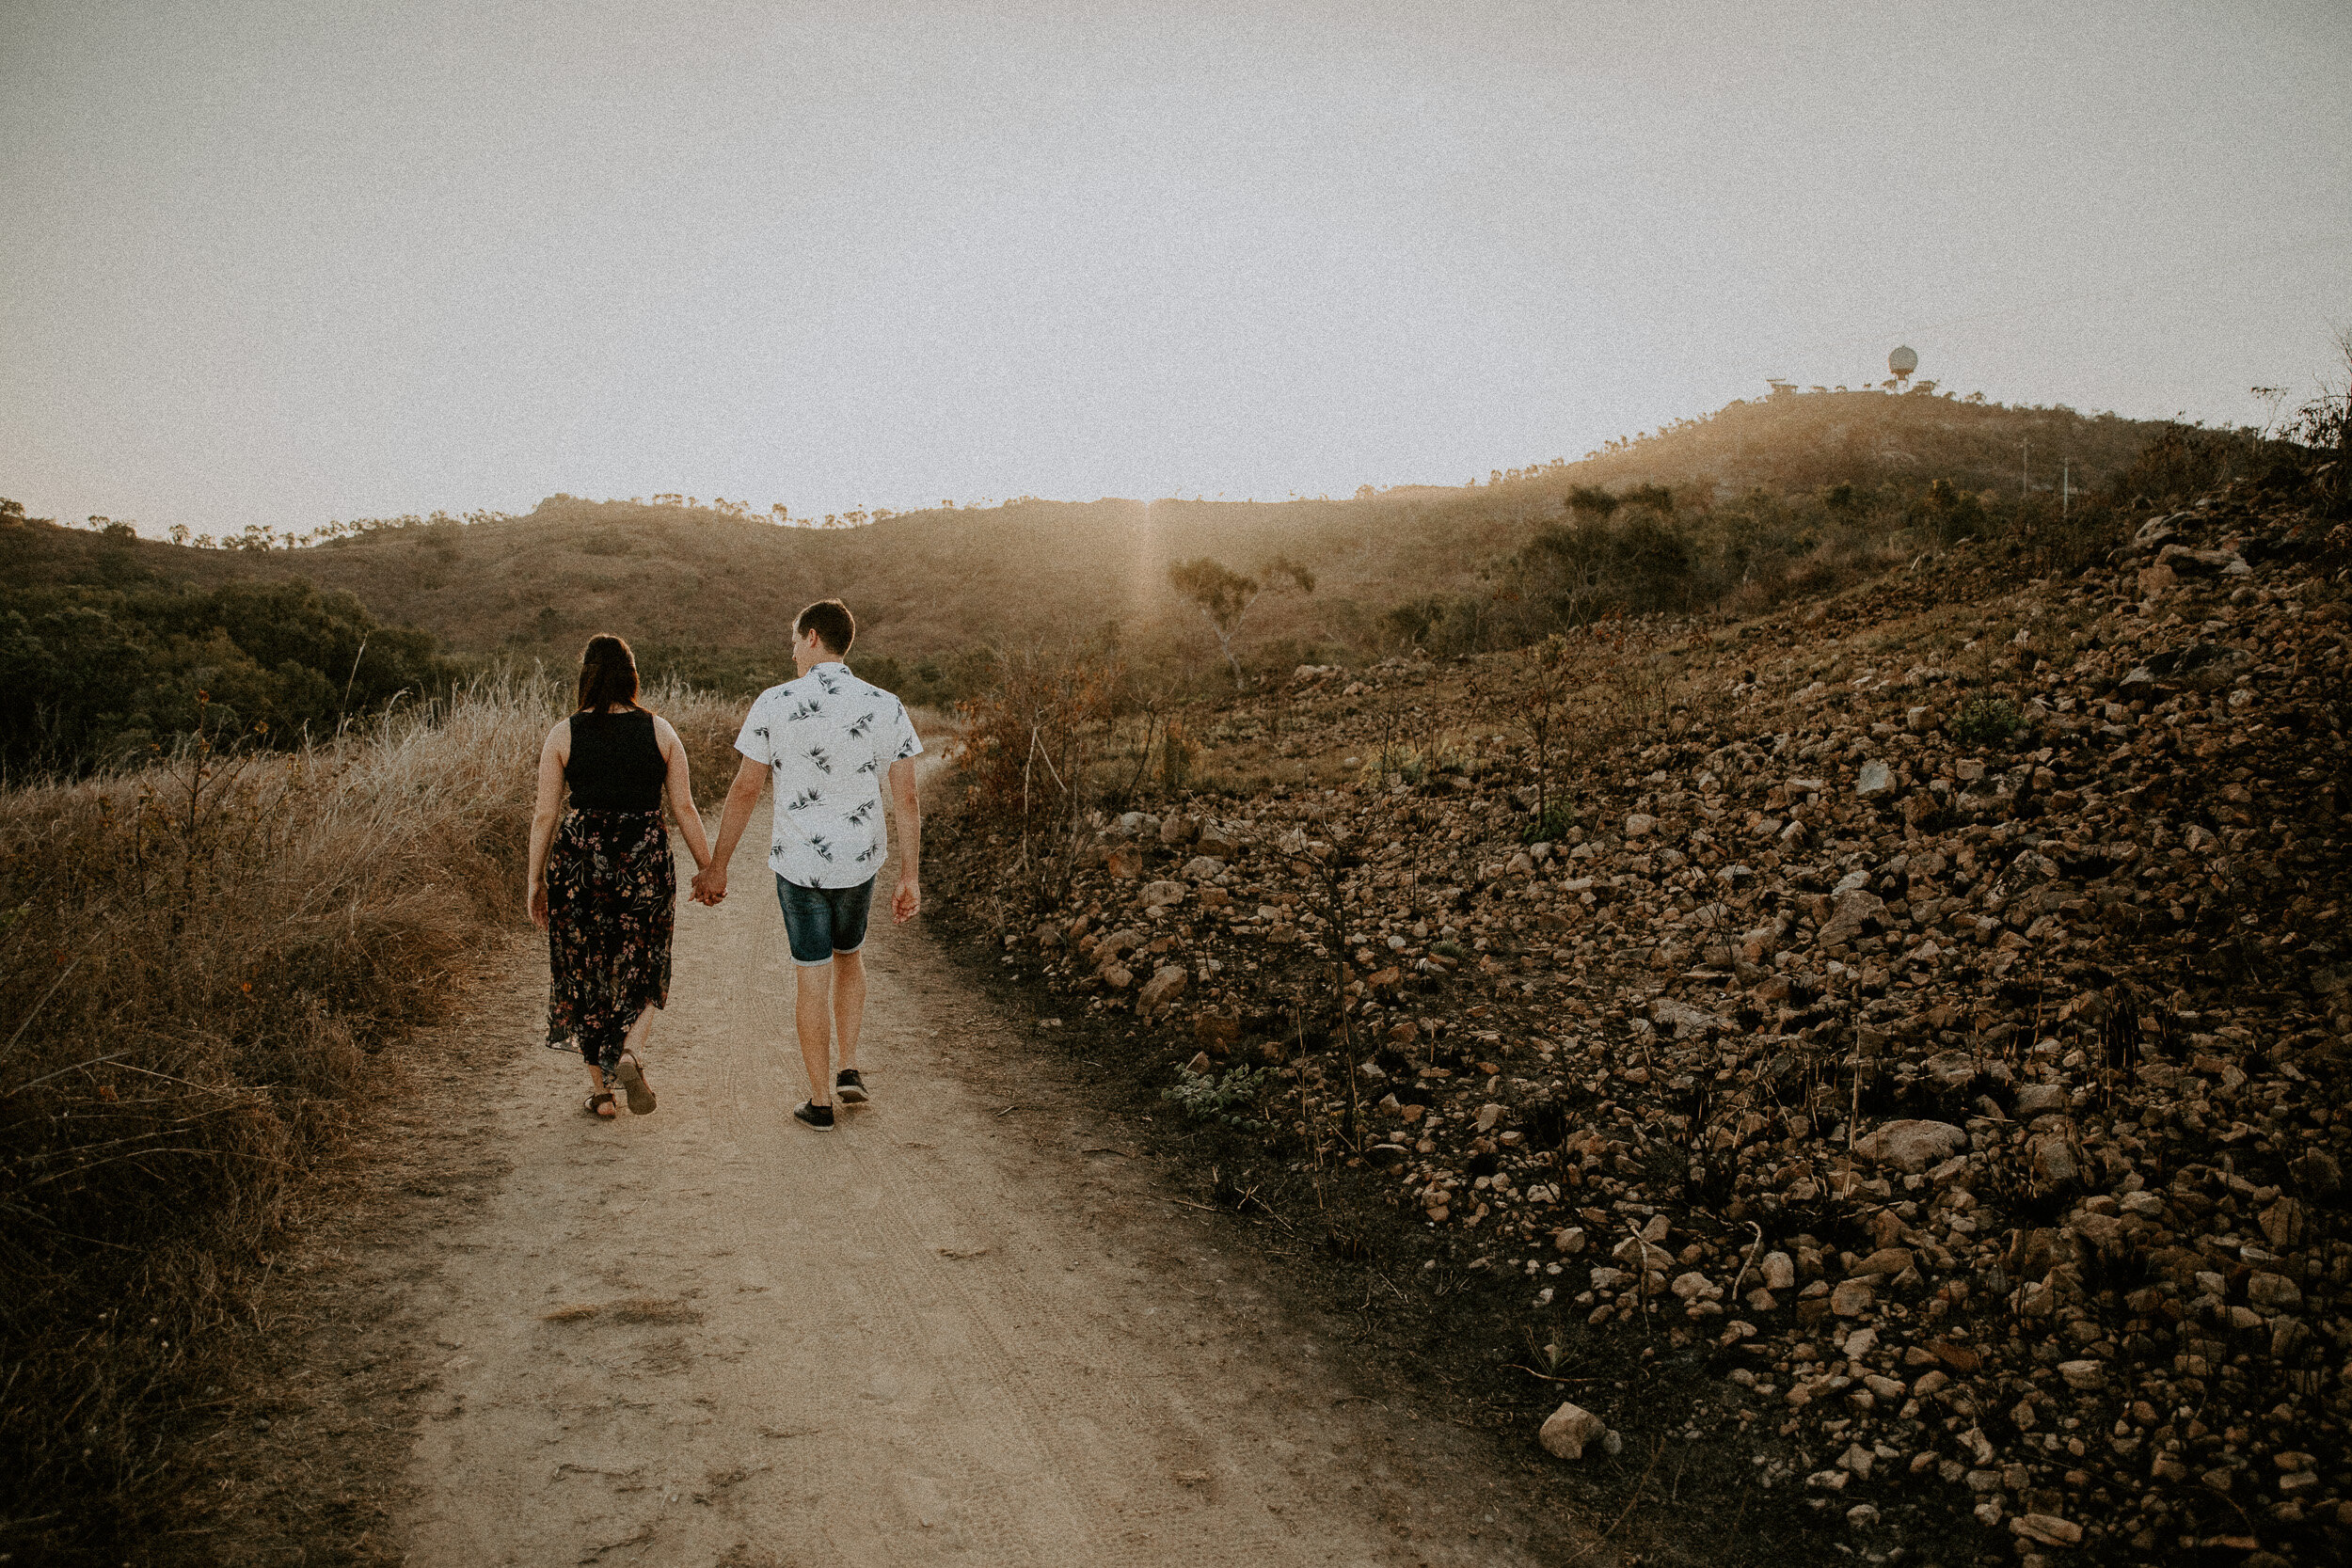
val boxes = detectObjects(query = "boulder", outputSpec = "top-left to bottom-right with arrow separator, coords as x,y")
2058,1359 -> 2105,1391
2032,1134 -> 2078,1186
2011,1514 -> 2082,1548
1624,813 -> 1657,836
1818,888 -> 1884,947
1158,814 -> 1199,846
1136,965 -> 1189,1017
2248,1273 -> 2302,1311
2155,543 -> 2249,578
1853,1119 -> 1968,1173
1192,1013 -> 1241,1055
1920,1051 -> 1983,1088
1181,855 -> 1225,881
1856,759 -> 1893,796
1142,879 -> 1187,909
1105,847 -> 1143,879
1538,1402 -> 1609,1460
1853,1247 -> 1914,1279
1649,998 -> 1725,1038
2013,1083 -> 2067,1116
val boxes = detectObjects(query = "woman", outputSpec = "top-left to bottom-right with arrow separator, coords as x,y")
528,635 -> 713,1118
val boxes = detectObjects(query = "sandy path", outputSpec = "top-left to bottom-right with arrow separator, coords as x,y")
390,804 -> 1562,1568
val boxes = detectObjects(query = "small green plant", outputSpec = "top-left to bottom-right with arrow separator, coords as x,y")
1520,800 -> 1578,844
1431,939 -> 1470,962
1359,740 -> 1422,786
1155,722 -> 1195,794
1950,696 -> 2023,745
1163,1062 -> 1275,1132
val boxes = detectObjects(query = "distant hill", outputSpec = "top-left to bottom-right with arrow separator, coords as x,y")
8,390 -> 2185,700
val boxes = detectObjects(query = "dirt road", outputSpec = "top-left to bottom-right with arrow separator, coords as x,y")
380,804 -> 1573,1567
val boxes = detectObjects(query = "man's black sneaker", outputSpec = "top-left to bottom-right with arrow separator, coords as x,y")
834,1069 -> 869,1104
792,1100 -> 835,1130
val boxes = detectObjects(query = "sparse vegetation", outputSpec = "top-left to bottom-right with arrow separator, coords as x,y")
1948,694 -> 2024,745
1162,1062 -> 1276,1132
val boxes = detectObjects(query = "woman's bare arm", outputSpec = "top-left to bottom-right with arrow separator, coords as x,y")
654,715 -> 714,870
527,720 -> 569,929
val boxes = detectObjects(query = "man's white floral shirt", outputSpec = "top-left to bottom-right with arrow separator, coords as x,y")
734,663 -> 921,888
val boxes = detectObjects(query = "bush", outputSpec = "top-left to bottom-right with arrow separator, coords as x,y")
2111,422 -> 2281,507
953,643 -> 1122,911
1520,800 -> 1579,844
0,578 -> 459,778
1163,1063 -> 1275,1132
1950,696 -> 2023,745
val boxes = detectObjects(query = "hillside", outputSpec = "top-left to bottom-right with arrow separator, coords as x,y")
929,473 -> 2352,1564
8,392 -> 2189,698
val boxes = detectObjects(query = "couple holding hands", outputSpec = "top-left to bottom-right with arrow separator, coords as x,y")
525,598 -> 923,1129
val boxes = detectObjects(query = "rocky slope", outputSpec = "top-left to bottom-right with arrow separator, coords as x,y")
934,481 -> 2351,1566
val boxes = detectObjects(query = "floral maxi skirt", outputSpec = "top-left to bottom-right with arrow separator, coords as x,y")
545,808 -> 675,1077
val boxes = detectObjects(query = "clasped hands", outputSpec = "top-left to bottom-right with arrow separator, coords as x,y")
687,861 -> 919,923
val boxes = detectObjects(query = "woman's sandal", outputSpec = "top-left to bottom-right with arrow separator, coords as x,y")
584,1091 -> 617,1118
614,1053 -> 656,1116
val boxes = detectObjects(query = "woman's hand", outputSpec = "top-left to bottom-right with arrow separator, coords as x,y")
529,879 -> 549,930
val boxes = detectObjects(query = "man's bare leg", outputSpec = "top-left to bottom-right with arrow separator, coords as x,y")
794,960 -> 834,1107
832,949 -> 866,1074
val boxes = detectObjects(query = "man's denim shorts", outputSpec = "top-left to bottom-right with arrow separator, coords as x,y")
775,875 -> 875,965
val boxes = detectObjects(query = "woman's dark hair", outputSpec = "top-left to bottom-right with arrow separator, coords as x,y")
577,634 -> 643,712
795,598 -> 856,657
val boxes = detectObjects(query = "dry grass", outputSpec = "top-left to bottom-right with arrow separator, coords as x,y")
0,674 -> 739,1561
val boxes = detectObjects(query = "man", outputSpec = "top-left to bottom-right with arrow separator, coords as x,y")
692,599 -> 922,1129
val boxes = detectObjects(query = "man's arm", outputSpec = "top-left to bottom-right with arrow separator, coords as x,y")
887,755 -> 921,923
692,756 -> 770,904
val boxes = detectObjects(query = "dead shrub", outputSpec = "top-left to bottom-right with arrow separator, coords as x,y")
953,643 -> 1120,912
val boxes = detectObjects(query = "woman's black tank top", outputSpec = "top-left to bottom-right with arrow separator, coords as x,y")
566,710 -> 665,812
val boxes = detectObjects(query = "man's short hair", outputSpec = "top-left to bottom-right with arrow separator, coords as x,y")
795,599 -> 856,657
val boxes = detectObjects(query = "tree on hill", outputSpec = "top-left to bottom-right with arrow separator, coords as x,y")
0,578 -> 455,776
1565,484 -> 1619,519
1168,555 -> 1314,688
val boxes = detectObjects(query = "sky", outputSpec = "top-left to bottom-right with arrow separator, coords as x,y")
3,0 -> 2347,538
